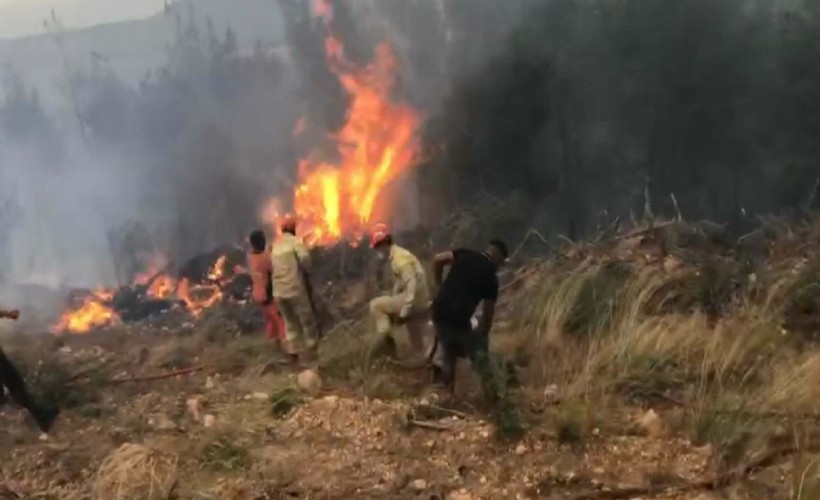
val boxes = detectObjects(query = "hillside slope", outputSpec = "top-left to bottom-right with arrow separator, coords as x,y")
0,0 -> 285,88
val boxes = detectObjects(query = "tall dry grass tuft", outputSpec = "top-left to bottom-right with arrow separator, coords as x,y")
511,254 -> 820,446
93,443 -> 178,500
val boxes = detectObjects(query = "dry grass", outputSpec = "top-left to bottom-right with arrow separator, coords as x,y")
501,253 -> 820,462
93,443 -> 178,500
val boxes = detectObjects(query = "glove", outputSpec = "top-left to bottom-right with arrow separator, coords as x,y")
398,304 -> 413,322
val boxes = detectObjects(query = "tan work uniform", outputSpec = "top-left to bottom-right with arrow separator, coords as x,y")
271,233 -> 318,355
369,244 -> 431,353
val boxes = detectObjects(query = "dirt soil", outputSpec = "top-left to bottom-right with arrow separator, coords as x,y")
0,320 -> 787,500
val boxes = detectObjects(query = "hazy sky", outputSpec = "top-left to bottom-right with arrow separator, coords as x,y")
0,0 -> 163,39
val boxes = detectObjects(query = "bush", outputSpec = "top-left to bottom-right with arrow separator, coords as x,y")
199,432 -> 252,472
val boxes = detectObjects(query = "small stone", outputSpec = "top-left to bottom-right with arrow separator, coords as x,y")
592,428 -> 600,436
543,384 -> 559,404
252,392 -> 268,400
152,414 -> 177,431
447,489 -> 473,500
592,467 -> 605,475
410,479 -> 427,492
637,409 -> 663,438
297,369 -> 322,396
515,443 -> 528,455
205,376 -> 215,389
186,397 -> 204,422
203,414 -> 216,428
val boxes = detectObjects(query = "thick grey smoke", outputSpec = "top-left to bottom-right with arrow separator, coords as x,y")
0,2 -> 298,294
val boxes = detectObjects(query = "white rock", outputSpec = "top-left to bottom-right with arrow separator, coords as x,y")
637,409 -> 663,438
187,397 -> 204,422
252,392 -> 268,400
205,376 -> 215,389
410,479 -> 427,492
152,414 -> 177,431
515,443 -> 528,455
203,414 -> 216,428
543,383 -> 560,405
297,369 -> 322,396
447,489 -> 473,500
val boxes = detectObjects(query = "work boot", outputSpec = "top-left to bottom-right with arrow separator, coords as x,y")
30,405 -> 60,433
371,335 -> 398,360
431,365 -> 448,387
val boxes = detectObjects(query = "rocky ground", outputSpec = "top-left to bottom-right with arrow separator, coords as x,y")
4,217 -> 820,499
0,321 -> 793,499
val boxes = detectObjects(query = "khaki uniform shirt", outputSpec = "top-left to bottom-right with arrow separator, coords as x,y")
271,233 -> 311,300
389,244 -> 430,311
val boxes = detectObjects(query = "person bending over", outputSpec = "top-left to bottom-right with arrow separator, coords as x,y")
0,308 -> 60,433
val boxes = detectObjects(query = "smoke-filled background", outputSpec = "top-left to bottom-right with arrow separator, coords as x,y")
1,0 -> 820,292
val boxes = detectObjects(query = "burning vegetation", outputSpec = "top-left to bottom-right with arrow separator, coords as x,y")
51,252 -> 246,334
286,2 -> 421,246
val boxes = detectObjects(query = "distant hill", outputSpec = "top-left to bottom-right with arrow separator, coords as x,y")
0,0 -> 285,91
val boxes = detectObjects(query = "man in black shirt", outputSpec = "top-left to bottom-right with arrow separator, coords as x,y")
0,308 -> 60,433
431,239 -> 507,395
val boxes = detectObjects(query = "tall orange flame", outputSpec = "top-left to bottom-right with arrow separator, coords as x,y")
286,12 -> 421,246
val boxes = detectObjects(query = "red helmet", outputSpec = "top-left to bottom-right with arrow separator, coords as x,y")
280,213 -> 297,232
370,222 -> 391,248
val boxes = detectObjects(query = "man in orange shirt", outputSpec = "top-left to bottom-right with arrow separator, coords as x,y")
247,230 -> 285,344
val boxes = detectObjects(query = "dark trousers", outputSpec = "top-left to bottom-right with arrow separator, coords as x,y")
433,323 -> 505,401
0,347 -> 39,416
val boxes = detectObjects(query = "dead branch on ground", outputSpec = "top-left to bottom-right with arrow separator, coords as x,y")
570,440 -> 820,499
109,366 -> 205,384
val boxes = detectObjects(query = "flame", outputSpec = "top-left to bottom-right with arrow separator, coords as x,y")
283,17 -> 421,246
51,288 -> 119,334
52,253 -> 243,333
177,278 -> 222,318
134,254 -> 168,285
207,255 -> 228,282
147,275 -> 178,299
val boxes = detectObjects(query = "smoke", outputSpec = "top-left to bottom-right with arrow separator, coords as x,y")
0,7 -> 301,292
4,0 -> 819,300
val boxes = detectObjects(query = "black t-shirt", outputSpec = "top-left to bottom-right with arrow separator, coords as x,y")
432,248 -> 499,330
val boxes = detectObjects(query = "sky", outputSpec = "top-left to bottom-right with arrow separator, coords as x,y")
0,0 -> 163,39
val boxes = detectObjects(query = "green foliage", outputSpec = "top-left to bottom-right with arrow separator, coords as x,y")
199,432 -> 252,472
18,355 -> 101,410
269,387 -> 303,418
554,402 -> 589,445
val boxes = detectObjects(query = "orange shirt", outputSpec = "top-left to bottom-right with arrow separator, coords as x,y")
247,250 -> 273,304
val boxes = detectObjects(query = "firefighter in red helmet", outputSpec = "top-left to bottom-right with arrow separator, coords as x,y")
368,223 -> 431,357
271,214 -> 319,364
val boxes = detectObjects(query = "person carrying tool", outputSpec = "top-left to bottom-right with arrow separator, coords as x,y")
0,308 -> 60,433
247,230 -> 286,345
271,215 -> 319,364
430,240 -> 508,397
369,223 -> 431,358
